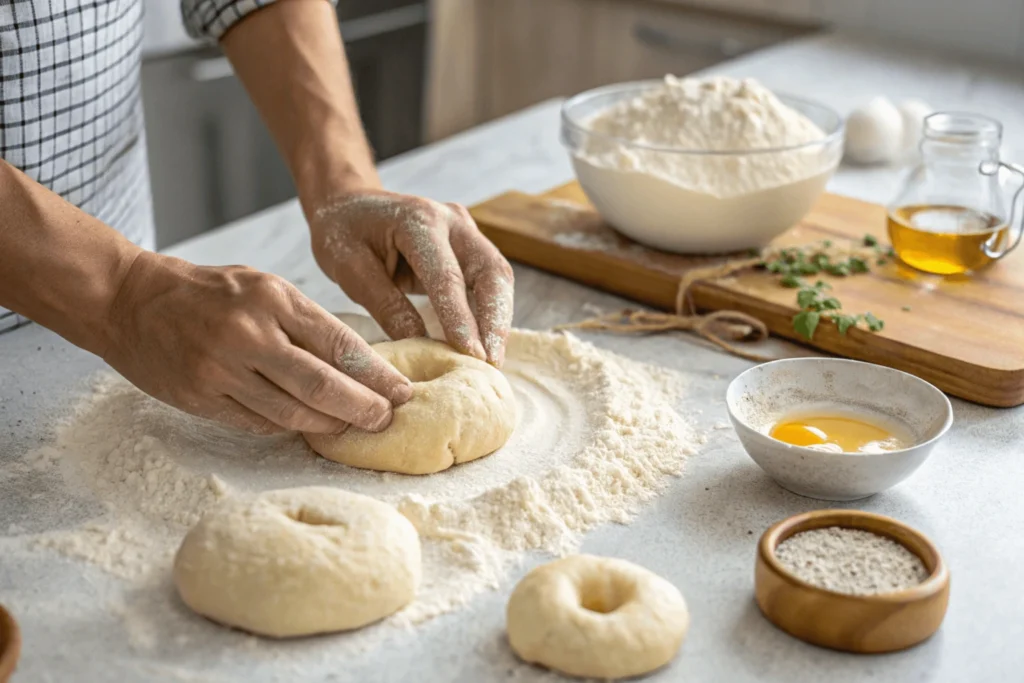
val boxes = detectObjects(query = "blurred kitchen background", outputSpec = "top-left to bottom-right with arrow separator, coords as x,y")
141,0 -> 1024,249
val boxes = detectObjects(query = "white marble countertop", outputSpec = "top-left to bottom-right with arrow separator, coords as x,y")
3,33 -> 1024,682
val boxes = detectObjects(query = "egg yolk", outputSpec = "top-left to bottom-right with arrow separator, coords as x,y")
769,415 -> 901,453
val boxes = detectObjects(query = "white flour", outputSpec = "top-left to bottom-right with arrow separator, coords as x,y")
8,324 -> 697,651
578,75 -> 830,198
570,76 -> 839,253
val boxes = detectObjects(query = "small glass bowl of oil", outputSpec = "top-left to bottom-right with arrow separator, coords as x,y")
887,112 -> 1023,275
726,358 -> 953,501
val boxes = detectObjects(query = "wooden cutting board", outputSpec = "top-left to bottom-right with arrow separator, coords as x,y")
469,182 -> 1024,408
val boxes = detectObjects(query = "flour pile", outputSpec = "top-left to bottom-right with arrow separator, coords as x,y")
11,326 -> 697,635
576,75 -> 833,197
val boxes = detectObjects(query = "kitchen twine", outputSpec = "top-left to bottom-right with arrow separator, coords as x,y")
556,236 -> 887,361
556,257 -> 776,363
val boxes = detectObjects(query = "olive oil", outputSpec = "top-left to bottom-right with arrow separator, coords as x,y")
887,204 -> 1008,275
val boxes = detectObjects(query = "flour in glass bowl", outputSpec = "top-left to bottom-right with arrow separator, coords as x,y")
578,75 -> 831,197
568,75 -> 841,253
2,316 -> 700,669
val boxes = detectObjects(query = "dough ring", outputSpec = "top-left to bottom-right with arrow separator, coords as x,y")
305,338 -> 517,475
173,487 -> 421,638
506,555 -> 690,679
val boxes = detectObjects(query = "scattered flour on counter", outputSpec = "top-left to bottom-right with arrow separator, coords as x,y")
9,326 -> 700,651
580,302 -> 607,317
552,231 -> 620,251
26,377 -> 236,580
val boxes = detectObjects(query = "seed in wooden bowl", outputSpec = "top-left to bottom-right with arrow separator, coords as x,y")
774,526 -> 928,596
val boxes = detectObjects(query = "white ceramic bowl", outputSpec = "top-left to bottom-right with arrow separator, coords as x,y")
726,358 -> 953,501
560,81 -> 844,254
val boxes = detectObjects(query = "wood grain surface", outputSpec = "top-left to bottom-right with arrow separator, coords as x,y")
754,510 -> 950,654
469,182 -> 1024,407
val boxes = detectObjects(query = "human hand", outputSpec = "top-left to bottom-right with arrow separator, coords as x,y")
307,190 -> 515,366
102,252 -> 412,435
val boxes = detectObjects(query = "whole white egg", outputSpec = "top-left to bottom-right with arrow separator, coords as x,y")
843,96 -> 903,165
897,98 -> 933,154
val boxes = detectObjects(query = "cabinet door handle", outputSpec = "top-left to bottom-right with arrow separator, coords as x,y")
633,23 -> 748,59
190,56 -> 234,82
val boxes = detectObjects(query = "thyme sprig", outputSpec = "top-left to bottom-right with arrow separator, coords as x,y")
760,235 -> 894,340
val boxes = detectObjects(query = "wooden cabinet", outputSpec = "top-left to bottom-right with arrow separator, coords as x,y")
425,0 -> 819,141
590,0 -> 813,84
478,0 -> 603,122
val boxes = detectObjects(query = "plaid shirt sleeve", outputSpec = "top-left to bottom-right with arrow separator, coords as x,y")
180,0 -> 275,42
181,0 -> 340,43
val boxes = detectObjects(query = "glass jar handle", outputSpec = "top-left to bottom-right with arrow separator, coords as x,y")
980,161 -> 1024,259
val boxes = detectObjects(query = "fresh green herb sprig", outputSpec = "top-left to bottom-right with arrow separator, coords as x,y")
788,280 -> 884,340
761,235 -> 892,340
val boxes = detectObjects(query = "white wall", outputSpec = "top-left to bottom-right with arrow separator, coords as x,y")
671,0 -> 1024,64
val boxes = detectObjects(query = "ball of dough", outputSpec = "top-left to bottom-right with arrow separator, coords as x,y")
897,98 -> 933,154
173,487 -> 421,638
844,96 -> 903,165
305,338 -> 517,475
506,555 -> 690,679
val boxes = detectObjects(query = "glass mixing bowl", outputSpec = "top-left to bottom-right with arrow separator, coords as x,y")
560,81 -> 845,254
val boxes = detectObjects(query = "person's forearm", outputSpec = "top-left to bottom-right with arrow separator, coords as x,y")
221,0 -> 380,216
0,160 -> 142,356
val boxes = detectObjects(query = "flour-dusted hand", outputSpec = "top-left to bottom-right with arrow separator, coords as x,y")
102,252 -> 412,435
307,190 -> 515,366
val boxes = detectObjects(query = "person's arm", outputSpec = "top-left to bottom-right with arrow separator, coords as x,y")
219,0 -> 378,211
0,158 -> 410,435
0,159 -> 140,357
219,0 -> 515,366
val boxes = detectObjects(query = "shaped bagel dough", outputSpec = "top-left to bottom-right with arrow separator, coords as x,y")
305,338 -> 517,475
506,555 -> 690,679
173,487 -> 421,638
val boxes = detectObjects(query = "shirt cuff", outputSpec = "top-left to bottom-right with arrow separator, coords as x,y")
181,0 -> 337,43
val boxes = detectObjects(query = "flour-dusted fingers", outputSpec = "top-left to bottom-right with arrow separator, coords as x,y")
201,396 -> 286,436
469,268 -> 514,366
256,345 -> 394,433
392,258 -> 427,296
307,190 -> 503,361
394,215 -> 485,360
100,251 -> 405,436
229,373 -> 352,434
354,264 -> 430,344
279,286 -> 414,404
448,203 -> 515,366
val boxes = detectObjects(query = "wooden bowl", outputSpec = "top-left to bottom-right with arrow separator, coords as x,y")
0,604 -> 20,683
755,509 -> 950,654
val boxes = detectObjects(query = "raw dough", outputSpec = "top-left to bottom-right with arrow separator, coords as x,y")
506,555 -> 690,679
173,487 -> 421,638
305,338 -> 517,475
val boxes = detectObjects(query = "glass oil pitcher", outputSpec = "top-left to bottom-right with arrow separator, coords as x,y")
887,112 -> 1023,275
